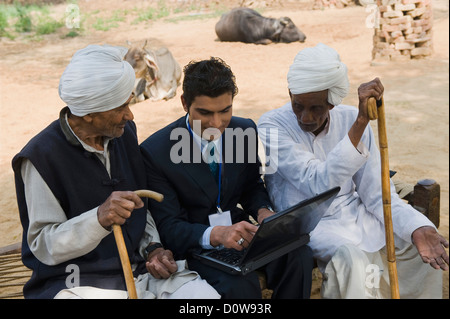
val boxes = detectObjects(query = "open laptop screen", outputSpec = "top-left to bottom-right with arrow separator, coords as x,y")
241,187 -> 340,263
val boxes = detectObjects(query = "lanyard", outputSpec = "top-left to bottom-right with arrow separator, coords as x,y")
216,163 -> 222,212
187,119 -> 223,212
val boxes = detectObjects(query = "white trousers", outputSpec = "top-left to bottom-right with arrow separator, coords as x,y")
54,276 -> 220,299
54,260 -> 220,299
321,241 -> 442,299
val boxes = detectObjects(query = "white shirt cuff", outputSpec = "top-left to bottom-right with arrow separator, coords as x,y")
199,226 -> 215,250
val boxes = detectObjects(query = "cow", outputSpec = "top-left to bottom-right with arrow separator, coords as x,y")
215,8 -> 306,45
124,41 -> 182,103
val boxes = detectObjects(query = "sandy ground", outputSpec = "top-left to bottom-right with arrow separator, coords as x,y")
0,0 -> 448,298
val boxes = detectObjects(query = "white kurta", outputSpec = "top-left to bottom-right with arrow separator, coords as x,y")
257,102 -> 435,270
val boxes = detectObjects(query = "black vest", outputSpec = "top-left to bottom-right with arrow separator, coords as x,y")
12,108 -> 148,298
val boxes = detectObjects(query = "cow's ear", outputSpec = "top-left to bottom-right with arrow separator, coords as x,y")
144,54 -> 158,71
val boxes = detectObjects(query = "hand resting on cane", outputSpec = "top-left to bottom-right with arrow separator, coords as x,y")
97,191 -> 144,229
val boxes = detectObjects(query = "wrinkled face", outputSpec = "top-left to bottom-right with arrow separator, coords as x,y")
280,18 -> 306,43
182,93 -> 233,141
87,94 -> 134,138
290,90 -> 333,136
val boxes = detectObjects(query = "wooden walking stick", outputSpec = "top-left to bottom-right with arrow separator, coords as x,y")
368,97 -> 400,299
112,189 -> 164,299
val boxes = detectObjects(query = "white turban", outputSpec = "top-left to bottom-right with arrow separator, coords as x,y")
59,44 -> 135,117
287,43 -> 349,106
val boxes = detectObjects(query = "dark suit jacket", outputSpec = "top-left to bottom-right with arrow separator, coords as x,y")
140,115 -> 272,259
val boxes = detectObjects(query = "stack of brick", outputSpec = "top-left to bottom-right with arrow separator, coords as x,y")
372,0 -> 433,61
313,0 -> 360,10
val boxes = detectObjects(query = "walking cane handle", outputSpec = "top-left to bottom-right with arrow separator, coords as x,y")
134,189 -> 164,202
368,97 -> 383,121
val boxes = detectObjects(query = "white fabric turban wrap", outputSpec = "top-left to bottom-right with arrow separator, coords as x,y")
59,44 -> 135,117
287,43 -> 349,106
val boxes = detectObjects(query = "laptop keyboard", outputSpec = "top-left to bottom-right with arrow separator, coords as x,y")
208,248 -> 246,265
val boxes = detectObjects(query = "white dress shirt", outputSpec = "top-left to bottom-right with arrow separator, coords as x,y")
186,115 -> 223,249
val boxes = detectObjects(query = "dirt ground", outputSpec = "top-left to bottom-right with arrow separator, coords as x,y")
0,0 -> 448,299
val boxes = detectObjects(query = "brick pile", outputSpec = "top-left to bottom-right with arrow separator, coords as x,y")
373,0 -> 433,61
313,0 -> 360,9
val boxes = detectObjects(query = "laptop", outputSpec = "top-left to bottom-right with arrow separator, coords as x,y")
192,186 -> 340,275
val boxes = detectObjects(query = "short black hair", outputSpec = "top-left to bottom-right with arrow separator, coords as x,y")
182,57 -> 238,109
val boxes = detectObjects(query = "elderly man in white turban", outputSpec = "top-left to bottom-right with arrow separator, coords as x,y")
12,44 -> 220,299
257,43 -> 448,299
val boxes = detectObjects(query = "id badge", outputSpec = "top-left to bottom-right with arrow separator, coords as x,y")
208,208 -> 232,226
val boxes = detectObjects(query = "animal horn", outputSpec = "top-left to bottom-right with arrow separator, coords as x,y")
279,17 -> 289,25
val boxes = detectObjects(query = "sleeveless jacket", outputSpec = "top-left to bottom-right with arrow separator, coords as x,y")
12,108 -> 148,298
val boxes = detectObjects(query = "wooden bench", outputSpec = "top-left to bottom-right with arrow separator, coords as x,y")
0,179 -> 441,299
0,242 -> 31,299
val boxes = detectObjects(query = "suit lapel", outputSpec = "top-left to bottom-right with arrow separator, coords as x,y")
221,128 -> 231,208
220,117 -> 250,209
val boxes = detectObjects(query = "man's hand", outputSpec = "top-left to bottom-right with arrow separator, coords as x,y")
257,207 -> 276,224
146,247 -> 178,279
97,191 -> 144,229
412,226 -> 449,271
357,77 -> 384,122
210,221 -> 259,250
348,77 -> 384,148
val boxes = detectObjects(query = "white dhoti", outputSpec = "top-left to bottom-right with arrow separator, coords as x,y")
321,238 -> 442,299
54,260 -> 221,299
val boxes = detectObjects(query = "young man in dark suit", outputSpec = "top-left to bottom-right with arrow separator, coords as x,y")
140,57 -> 313,298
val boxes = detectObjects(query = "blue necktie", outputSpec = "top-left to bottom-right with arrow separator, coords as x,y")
207,142 -> 219,183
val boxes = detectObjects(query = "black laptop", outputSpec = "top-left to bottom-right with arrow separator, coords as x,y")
192,186 -> 340,275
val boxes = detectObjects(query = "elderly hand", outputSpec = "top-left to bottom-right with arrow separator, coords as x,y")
348,78 -> 384,149
97,191 -> 144,229
146,247 -> 178,279
412,226 -> 449,271
357,77 -> 384,121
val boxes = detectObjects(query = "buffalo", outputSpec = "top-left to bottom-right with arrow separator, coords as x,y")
215,8 -> 306,44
